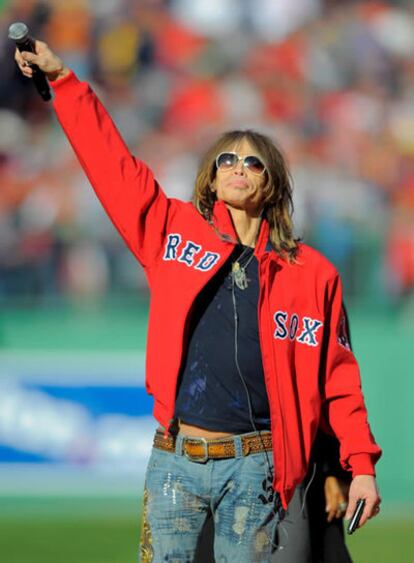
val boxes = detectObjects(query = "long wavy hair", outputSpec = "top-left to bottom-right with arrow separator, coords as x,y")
193,129 -> 299,262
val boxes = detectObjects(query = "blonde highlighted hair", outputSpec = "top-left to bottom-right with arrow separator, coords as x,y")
193,129 -> 299,262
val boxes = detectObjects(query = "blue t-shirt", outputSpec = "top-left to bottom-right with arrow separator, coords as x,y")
174,245 -> 271,433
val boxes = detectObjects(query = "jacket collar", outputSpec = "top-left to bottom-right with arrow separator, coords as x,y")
212,200 -> 273,258
212,200 -> 237,242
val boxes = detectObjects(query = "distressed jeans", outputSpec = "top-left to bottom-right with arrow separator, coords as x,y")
139,432 -> 280,562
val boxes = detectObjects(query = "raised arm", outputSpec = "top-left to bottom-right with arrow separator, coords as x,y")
15,41 -> 170,269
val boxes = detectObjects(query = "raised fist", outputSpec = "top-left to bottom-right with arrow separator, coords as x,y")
14,40 -> 70,82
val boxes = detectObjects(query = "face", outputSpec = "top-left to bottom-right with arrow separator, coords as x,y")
212,138 -> 267,216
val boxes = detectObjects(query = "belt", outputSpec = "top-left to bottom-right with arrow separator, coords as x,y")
153,430 -> 272,463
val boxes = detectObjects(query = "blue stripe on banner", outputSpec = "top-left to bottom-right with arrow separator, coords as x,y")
0,445 -> 49,463
24,384 -> 154,417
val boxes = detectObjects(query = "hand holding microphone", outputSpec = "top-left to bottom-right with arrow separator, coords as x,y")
9,22 -> 70,100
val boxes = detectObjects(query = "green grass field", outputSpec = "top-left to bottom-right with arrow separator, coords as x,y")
1,496 -> 413,563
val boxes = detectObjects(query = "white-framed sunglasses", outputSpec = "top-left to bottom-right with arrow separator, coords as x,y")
215,152 -> 267,176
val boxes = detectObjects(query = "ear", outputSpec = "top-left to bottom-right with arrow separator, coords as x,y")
210,179 -> 216,192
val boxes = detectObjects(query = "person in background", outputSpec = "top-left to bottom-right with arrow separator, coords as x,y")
307,432 -> 353,563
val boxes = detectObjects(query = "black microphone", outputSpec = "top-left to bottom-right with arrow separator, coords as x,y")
8,22 -> 51,102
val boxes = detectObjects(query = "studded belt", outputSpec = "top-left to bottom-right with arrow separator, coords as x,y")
153,430 -> 272,463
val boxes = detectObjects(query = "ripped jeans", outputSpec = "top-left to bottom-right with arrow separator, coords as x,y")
139,433 -> 280,562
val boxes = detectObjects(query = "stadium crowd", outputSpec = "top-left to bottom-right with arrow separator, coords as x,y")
0,0 -> 413,307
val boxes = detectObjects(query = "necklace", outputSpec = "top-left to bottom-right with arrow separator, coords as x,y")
230,216 -> 262,290
231,246 -> 255,290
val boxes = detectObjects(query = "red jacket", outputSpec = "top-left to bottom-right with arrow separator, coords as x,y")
52,72 -> 381,508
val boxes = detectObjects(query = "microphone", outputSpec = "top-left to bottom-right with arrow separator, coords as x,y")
8,22 -> 51,102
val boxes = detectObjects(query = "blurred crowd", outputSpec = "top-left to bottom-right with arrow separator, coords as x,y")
0,0 -> 413,307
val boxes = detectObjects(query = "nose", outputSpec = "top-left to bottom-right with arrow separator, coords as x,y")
234,158 -> 246,175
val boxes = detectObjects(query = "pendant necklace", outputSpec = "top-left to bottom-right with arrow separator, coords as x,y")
231,215 -> 262,290
231,246 -> 255,290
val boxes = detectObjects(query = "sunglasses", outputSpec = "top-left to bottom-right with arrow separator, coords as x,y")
215,152 -> 266,176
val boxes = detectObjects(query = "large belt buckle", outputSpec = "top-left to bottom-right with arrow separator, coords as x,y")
184,437 -> 209,463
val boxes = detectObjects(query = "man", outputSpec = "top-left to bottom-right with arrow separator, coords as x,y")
15,41 -> 381,562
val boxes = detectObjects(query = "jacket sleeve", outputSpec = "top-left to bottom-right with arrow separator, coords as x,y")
321,273 -> 382,477
51,71 -> 169,269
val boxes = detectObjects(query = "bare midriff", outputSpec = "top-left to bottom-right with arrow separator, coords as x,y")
158,421 -> 234,438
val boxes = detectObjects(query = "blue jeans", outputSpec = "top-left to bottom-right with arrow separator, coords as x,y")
139,432 -> 280,562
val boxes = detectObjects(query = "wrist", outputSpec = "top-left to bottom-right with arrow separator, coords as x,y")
348,453 -> 376,477
47,64 -> 70,82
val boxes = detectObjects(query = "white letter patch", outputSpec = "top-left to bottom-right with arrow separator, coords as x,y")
274,311 -> 323,347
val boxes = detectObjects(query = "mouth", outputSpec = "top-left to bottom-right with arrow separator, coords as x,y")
229,180 -> 248,188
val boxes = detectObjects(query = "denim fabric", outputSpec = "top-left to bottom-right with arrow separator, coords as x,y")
139,433 -> 280,562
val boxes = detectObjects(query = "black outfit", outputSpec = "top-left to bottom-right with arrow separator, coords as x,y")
307,432 -> 353,563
